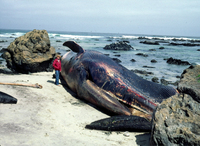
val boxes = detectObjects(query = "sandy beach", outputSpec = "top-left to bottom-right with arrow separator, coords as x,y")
0,68 -> 150,146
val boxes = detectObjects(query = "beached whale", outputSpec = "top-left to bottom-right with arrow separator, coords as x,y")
61,41 -> 178,131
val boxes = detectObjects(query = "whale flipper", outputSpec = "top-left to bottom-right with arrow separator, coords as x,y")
85,115 -> 151,132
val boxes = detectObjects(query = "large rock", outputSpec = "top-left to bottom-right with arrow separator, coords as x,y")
178,65 -> 200,103
103,41 -> 133,51
2,29 -> 56,73
150,93 -> 200,146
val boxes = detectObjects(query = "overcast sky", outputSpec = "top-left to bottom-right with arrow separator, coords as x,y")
0,0 -> 199,36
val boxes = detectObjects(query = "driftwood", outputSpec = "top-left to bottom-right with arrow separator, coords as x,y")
0,82 -> 42,89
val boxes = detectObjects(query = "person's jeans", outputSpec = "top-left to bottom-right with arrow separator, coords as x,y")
55,70 -> 60,85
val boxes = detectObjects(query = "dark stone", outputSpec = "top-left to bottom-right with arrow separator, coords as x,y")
178,65 -> 200,103
169,42 -> 200,47
149,49 -> 156,51
132,69 -> 154,76
160,79 -> 169,85
0,40 -> 8,43
170,80 -> 179,86
138,37 -> 149,40
114,54 -> 121,57
190,39 -> 200,43
122,40 -> 130,43
0,48 -> 7,53
150,93 -> 200,146
103,41 -> 133,51
2,29 -> 56,73
143,66 -> 155,68
197,49 -> 200,51
0,59 -> 3,64
152,77 -> 159,83
130,59 -> 136,62
136,53 -> 148,57
56,40 -> 62,42
104,54 -> 110,56
166,57 -> 190,65
107,39 -> 112,42
112,58 -> 121,63
0,67 -> 14,74
151,59 -> 157,63
171,38 -> 186,41
159,47 -> 165,49
140,41 -> 159,45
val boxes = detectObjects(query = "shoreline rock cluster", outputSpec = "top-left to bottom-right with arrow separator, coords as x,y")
138,36 -> 200,47
103,41 -> 133,51
166,57 -> 191,65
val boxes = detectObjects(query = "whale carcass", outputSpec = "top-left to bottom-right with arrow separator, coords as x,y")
61,41 -> 178,131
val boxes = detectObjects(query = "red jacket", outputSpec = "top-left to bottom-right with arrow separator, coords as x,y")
53,58 -> 61,71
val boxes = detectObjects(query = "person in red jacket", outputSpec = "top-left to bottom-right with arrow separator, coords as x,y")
53,55 -> 61,86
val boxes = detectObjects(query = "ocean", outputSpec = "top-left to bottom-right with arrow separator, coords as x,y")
0,29 -> 200,84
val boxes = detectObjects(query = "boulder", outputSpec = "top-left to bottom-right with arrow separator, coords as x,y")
130,59 -> 136,62
160,78 -> 169,85
149,49 -> 156,51
2,29 -> 56,73
166,57 -> 190,65
112,58 -> 121,63
178,65 -> 200,103
132,69 -> 154,76
143,66 -> 155,68
103,41 -> 133,51
150,93 -> 200,146
159,47 -> 165,49
114,54 -> 121,57
169,42 -> 200,46
151,59 -> 157,63
136,53 -> 148,57
152,77 -> 159,83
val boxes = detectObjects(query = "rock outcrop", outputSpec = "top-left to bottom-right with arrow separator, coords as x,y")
151,93 -> 200,146
169,42 -> 200,46
151,65 -> 200,146
3,29 -> 56,73
103,41 -> 133,51
178,65 -> 200,102
140,41 -> 159,45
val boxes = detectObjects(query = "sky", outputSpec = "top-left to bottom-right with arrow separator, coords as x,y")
0,0 -> 200,37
